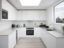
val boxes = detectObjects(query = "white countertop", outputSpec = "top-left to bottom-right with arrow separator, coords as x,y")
0,27 -> 64,38
47,31 -> 64,38
0,28 -> 15,36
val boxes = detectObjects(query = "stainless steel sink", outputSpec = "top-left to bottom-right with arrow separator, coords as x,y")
46,28 -> 54,31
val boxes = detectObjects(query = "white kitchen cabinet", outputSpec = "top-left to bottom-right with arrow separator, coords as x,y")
41,31 -> 56,48
0,36 -> 8,48
41,30 -> 56,48
2,0 -> 17,20
17,27 -> 42,39
17,28 -> 26,39
41,29 -> 64,48
34,28 -> 41,37
0,30 -> 16,48
16,11 -> 46,21
56,38 -> 64,48
8,30 -> 16,48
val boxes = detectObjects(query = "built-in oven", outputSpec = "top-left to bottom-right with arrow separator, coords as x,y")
2,9 -> 8,19
26,28 -> 34,35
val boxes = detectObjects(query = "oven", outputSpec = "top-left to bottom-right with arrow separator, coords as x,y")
26,28 -> 34,35
2,9 -> 8,19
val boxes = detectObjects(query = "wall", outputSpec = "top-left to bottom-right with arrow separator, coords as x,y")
46,0 -> 64,33
2,0 -> 17,20
16,10 -> 47,21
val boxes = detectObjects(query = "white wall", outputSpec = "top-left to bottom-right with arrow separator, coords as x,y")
16,10 -> 47,21
2,0 -> 17,20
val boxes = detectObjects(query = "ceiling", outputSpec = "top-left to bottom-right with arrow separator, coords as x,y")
7,0 -> 60,10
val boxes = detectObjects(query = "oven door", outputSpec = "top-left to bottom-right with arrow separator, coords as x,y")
2,9 -> 8,19
26,30 -> 34,35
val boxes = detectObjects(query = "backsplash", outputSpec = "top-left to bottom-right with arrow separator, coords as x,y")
0,21 -> 12,32
47,23 -> 63,33
12,21 -> 46,27
54,23 -> 63,33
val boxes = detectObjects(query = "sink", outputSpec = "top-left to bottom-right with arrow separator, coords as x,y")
46,28 -> 54,31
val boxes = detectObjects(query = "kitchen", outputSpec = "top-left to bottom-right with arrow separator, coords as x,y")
0,0 -> 64,48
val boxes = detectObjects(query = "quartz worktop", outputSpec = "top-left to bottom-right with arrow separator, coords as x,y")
0,28 -> 15,36
47,31 -> 64,38
40,27 -> 64,38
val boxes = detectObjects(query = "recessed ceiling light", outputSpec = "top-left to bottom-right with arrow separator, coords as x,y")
20,0 -> 41,6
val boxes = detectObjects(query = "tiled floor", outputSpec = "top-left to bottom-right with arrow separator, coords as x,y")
15,38 -> 46,48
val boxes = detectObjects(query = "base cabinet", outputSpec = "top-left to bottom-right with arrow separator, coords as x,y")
0,31 -> 16,48
34,28 -> 41,37
41,30 -> 56,48
0,36 -> 8,48
17,28 -> 42,39
17,28 -> 26,39
41,29 -> 64,48
8,31 -> 16,48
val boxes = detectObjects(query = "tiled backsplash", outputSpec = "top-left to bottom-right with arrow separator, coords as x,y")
12,21 -> 46,27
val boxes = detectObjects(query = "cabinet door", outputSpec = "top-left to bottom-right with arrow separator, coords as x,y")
8,31 -> 16,48
17,28 -> 26,39
34,28 -> 41,37
12,31 -> 16,48
56,38 -> 64,48
40,29 -> 47,43
46,32 -> 56,48
0,36 -> 8,48
41,31 -> 56,48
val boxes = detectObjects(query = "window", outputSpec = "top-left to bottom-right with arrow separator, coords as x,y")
55,1 -> 64,23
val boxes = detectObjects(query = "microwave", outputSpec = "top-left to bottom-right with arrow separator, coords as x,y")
2,9 -> 8,19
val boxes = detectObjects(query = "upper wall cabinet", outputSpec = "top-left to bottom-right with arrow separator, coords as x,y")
2,0 -> 17,21
16,10 -> 47,21
55,1 -> 64,23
